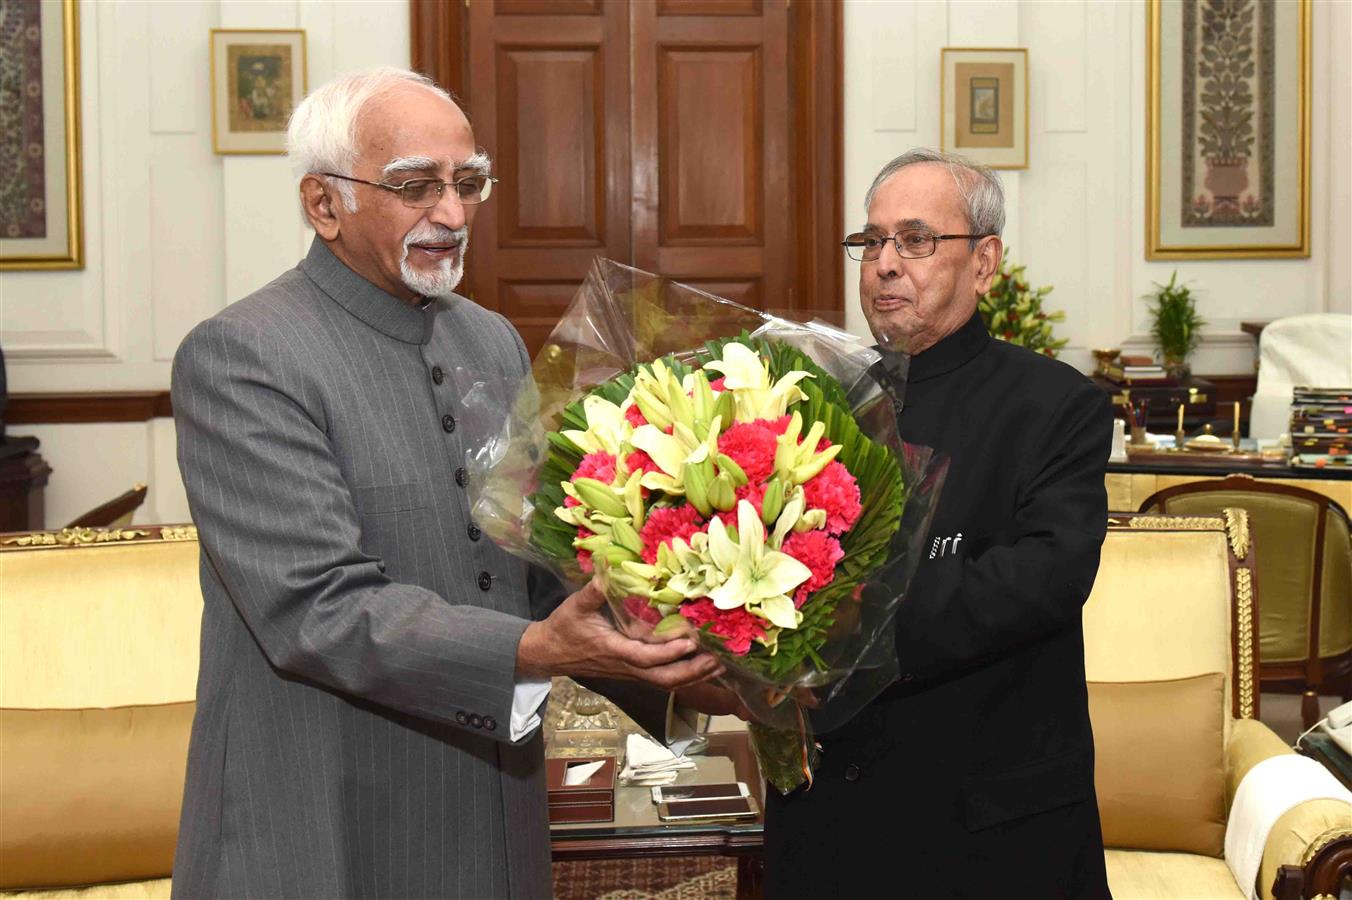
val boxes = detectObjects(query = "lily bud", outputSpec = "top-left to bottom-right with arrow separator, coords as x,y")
633,387 -> 673,431
603,544 -> 641,567
665,378 -> 695,429
624,470 -> 646,526
682,461 -> 714,518
610,518 -> 644,556
760,479 -> 785,524
795,509 -> 828,532
713,391 -> 736,431
716,453 -> 748,487
791,444 -> 843,484
573,533 -> 613,552
709,472 -> 737,512
573,477 -> 628,518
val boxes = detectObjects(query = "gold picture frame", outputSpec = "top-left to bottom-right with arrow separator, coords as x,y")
210,29 -> 307,155
940,48 -> 1028,170
1146,0 -> 1310,259
0,0 -> 83,271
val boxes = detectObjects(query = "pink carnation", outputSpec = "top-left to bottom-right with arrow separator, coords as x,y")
678,598 -> 766,656
708,376 -> 727,392
624,404 -> 648,428
639,504 -> 705,565
802,460 -> 862,534
717,422 -> 779,484
780,530 -> 844,606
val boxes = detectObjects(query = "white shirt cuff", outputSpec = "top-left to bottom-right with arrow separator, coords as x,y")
510,678 -> 551,741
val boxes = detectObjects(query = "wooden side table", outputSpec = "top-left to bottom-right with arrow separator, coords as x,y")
0,438 -> 51,531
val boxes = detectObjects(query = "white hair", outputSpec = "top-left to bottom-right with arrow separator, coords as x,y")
286,67 -> 455,217
865,148 -> 1006,243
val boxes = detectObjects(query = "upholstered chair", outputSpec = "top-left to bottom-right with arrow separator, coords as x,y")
0,525 -> 200,899
1140,476 -> 1352,728
1085,512 -> 1349,900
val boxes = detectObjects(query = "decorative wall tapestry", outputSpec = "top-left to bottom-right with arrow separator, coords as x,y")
0,0 -> 83,270
1147,0 -> 1309,259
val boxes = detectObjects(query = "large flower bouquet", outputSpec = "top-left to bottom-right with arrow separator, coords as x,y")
466,261 -> 945,793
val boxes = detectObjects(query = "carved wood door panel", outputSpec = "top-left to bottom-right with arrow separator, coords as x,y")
415,0 -> 841,357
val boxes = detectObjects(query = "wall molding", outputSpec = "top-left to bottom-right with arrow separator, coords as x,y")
7,392 -> 172,425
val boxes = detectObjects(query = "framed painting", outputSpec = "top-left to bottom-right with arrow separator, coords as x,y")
0,0 -> 83,271
210,29 -> 307,155
940,48 -> 1028,170
1147,0 -> 1310,259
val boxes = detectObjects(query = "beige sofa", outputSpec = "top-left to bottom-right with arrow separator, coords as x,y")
1085,512 -> 1350,900
0,525 -> 200,898
2,519 -> 1348,898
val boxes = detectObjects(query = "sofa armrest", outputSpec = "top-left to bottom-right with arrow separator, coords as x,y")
1225,719 -> 1352,900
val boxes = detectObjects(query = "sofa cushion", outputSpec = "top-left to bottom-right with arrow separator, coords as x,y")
1104,849 -> 1243,899
1088,674 -> 1227,857
0,702 -> 193,890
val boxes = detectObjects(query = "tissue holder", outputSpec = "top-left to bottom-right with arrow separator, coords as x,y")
546,756 -> 617,824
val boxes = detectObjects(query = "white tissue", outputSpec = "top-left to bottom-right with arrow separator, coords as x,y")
562,759 -> 606,786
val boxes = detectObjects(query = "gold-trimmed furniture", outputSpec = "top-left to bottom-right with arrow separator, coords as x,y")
1085,512 -> 1349,900
0,524 -> 200,898
1140,476 -> 1352,728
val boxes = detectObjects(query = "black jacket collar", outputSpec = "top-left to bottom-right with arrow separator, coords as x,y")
907,311 -> 990,383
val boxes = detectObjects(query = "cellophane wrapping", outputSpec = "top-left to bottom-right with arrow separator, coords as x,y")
464,259 -> 947,794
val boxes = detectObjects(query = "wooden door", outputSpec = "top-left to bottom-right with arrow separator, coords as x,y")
413,0 -> 841,357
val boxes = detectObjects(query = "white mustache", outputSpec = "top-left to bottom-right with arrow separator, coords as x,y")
403,225 -> 467,253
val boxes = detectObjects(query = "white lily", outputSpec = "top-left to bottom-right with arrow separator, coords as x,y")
707,501 -> 809,631
629,419 -> 723,494
560,395 -> 631,456
702,342 -> 813,420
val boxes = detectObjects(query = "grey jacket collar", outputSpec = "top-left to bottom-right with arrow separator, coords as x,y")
299,237 -> 433,345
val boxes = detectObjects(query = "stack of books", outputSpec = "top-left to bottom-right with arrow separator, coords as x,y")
1289,387 -> 1352,469
1101,355 -> 1172,386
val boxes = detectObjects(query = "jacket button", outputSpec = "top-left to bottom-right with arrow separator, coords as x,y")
899,672 -> 915,683
441,414 -> 456,433
477,571 -> 493,591
455,467 -> 468,487
469,714 -> 483,729
455,711 -> 468,725
431,366 -> 444,385
467,522 -> 481,541
483,716 -> 497,732
843,763 -> 861,782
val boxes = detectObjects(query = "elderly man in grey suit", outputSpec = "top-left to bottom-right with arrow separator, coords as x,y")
170,67 -> 721,899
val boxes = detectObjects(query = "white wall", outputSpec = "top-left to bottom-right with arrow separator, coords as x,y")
3,0 -> 1349,526
842,0 -> 1352,374
0,0 -> 408,526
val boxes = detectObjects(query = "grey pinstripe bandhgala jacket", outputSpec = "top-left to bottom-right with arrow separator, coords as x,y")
171,238 -> 558,899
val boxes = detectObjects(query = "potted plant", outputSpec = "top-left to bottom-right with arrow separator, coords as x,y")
978,251 -> 1067,357
1146,271 -> 1205,379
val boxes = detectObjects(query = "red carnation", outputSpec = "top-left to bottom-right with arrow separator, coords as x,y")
624,404 -> 648,428
572,451 -> 617,486
577,527 -> 595,574
623,595 -> 663,626
679,598 -> 766,656
639,504 -> 705,564
708,376 -> 727,392
780,530 -> 844,606
625,449 -> 663,479
802,460 -> 862,534
717,422 -> 779,483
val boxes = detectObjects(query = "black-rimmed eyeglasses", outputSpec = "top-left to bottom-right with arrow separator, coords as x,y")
322,172 -> 498,208
842,229 -> 994,262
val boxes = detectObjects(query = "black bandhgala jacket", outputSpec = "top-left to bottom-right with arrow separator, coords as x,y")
765,312 -> 1115,900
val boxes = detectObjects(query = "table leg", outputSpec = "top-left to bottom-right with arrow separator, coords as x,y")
736,854 -> 764,900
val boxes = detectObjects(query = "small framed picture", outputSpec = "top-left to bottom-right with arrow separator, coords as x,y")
210,29 -> 307,155
940,48 -> 1028,170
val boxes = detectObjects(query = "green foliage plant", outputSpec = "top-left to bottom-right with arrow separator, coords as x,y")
1146,271 -> 1205,366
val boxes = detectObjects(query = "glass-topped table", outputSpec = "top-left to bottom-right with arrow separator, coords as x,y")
545,680 -> 765,899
